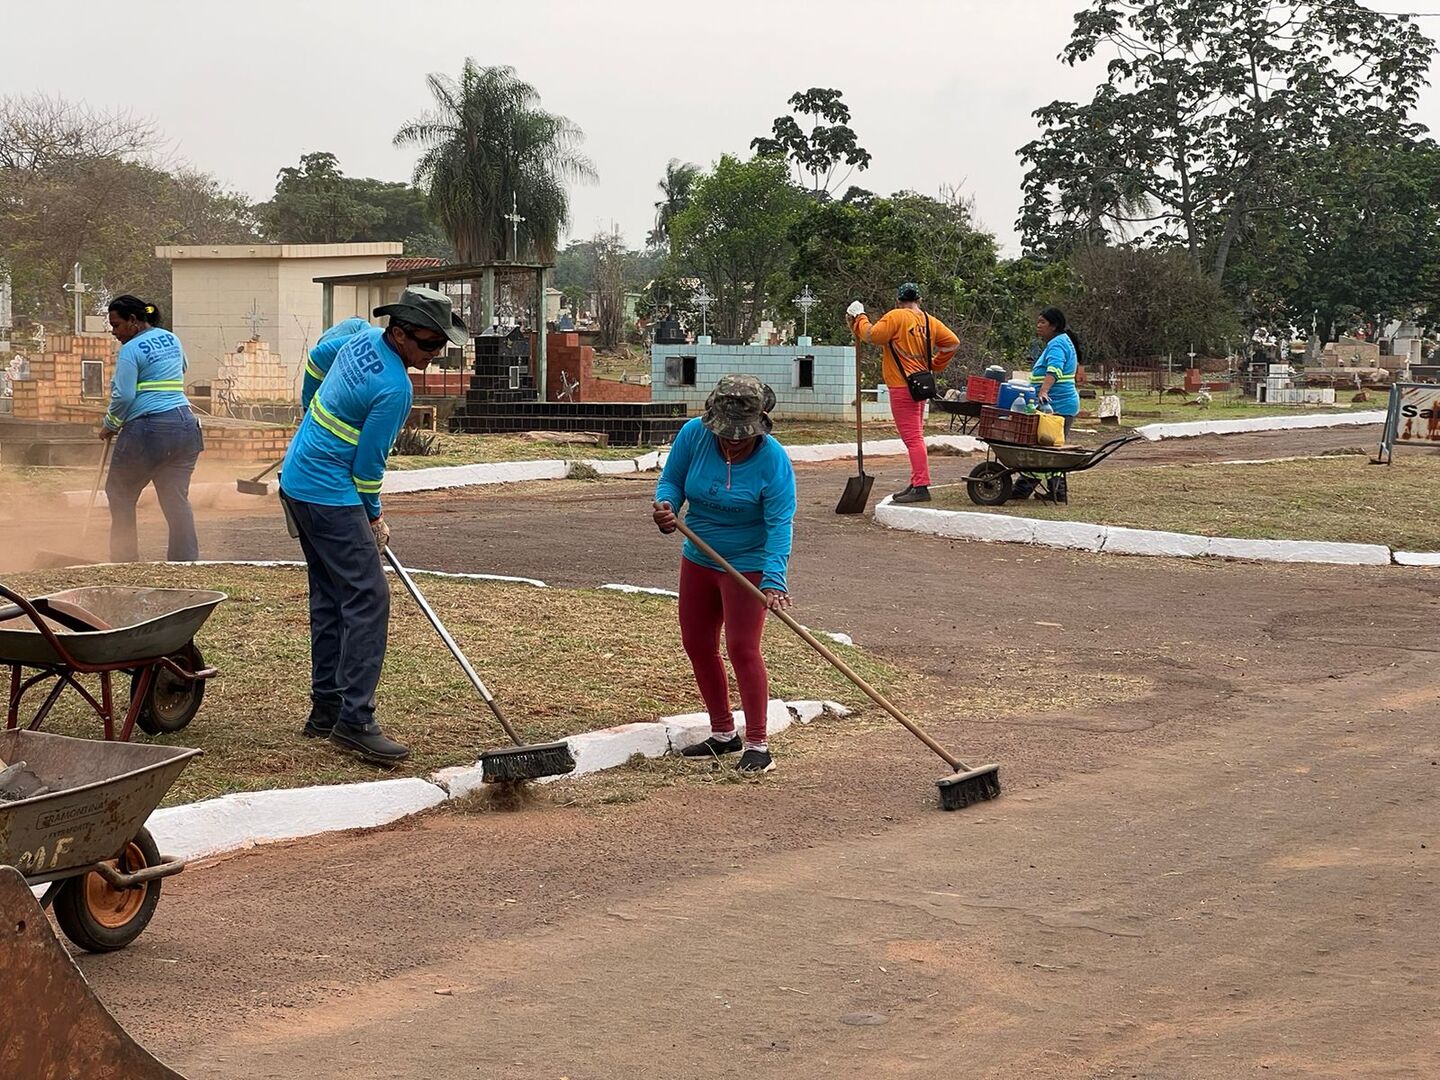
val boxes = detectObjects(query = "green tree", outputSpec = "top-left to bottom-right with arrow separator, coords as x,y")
257,152 -> 382,242
255,152 -> 451,253
0,95 -> 254,323
668,155 -> 808,342
1018,0 -> 1433,283
784,187 -> 1031,369
648,159 -> 700,250
752,88 -> 871,198
1235,133 -> 1440,348
395,62 -> 596,262
1059,246 -> 1241,363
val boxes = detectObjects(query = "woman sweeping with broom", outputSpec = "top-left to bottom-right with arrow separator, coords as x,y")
653,375 -> 796,775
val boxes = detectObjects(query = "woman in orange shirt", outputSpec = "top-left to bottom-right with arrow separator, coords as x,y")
847,283 -> 959,503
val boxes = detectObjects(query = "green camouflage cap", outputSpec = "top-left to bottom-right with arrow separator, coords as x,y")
702,374 -> 776,439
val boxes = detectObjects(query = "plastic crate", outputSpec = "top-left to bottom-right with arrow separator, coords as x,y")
978,406 -> 1039,445
966,375 -> 1000,405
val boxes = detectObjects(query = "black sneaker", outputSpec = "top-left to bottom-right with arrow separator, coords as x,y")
681,733 -> 743,758
892,485 -> 931,504
301,702 -> 340,739
737,748 -> 775,774
329,723 -> 410,765
892,485 -> 914,499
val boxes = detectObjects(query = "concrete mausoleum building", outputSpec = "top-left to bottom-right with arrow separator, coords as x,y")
650,336 -> 891,422
157,242 -> 402,398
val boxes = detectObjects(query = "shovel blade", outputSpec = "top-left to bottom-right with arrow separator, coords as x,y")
835,473 -> 875,515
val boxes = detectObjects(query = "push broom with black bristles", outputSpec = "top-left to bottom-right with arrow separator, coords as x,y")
669,519 -> 1000,810
383,546 -> 575,783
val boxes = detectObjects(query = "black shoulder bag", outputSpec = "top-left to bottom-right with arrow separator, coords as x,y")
893,313 -> 937,401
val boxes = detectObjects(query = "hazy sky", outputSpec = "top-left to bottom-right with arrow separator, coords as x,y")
6,0 -> 1440,255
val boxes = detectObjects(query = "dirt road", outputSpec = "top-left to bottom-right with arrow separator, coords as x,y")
11,423 -> 1435,1076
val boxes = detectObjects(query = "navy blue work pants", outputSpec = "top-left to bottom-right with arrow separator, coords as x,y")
280,493 -> 388,733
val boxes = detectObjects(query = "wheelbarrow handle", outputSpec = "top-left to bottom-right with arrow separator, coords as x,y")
92,854 -> 187,890
1082,432 -> 1143,468
0,586 -> 74,659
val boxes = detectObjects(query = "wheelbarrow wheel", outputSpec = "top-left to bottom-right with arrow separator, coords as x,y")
967,461 -> 1013,506
52,826 -> 162,953
131,642 -> 206,735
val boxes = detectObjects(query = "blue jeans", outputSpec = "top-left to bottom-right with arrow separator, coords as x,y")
105,407 -> 204,562
280,493 -> 388,733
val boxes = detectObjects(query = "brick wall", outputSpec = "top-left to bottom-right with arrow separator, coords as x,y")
217,339 -> 295,400
201,424 -> 295,462
9,334 -> 117,422
547,333 -> 651,403
410,370 -> 467,396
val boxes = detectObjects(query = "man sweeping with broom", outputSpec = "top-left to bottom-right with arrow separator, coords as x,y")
279,288 -> 468,765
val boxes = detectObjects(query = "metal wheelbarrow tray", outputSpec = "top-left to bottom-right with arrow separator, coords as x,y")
0,728 -> 201,952
965,433 -> 1141,505
0,584 -> 225,741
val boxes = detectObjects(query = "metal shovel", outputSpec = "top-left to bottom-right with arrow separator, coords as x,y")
835,339 -> 874,514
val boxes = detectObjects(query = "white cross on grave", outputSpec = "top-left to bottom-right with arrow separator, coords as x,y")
793,284 -> 817,339
60,263 -> 89,335
504,193 -> 525,260
245,300 -> 268,341
692,284 -> 714,339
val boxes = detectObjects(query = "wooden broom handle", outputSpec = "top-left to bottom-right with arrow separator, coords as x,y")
671,519 -> 965,771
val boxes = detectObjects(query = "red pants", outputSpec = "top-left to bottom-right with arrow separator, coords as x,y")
889,390 -> 930,486
678,557 -> 771,746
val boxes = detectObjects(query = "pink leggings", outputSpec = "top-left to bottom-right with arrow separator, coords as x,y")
889,390 -> 930,486
678,557 -> 771,746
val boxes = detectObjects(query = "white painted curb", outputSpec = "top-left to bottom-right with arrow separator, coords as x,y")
874,496 -> 1394,566
336,436 -> 984,498
157,700 -> 852,855
1100,525 -> 1210,559
1390,551 -> 1440,567
1136,411 -> 1385,441
148,778 -> 448,861
96,558 -> 552,590
433,700 -> 847,800
599,583 -> 680,598
384,460 -> 567,492
784,435 -> 981,463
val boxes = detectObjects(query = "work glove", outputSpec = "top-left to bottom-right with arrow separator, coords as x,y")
846,301 -> 865,319
370,515 -> 390,551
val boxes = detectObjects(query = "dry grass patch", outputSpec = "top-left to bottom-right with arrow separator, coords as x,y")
4,563 -> 899,805
5,563 -> 1157,808
932,454 -> 1439,550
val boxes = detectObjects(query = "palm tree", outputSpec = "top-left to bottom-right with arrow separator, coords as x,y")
647,159 -> 700,250
395,62 -> 596,262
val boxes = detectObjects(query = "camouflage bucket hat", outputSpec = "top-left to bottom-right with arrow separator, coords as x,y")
373,286 -> 470,346
702,374 -> 776,439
